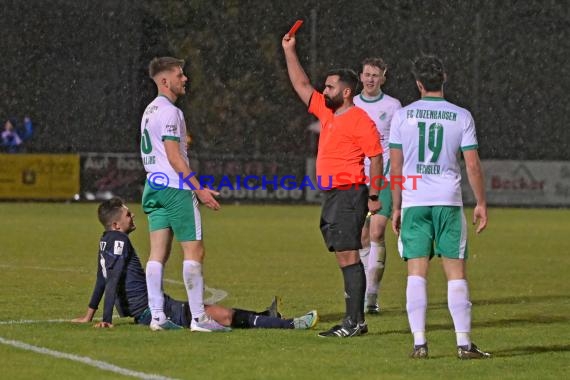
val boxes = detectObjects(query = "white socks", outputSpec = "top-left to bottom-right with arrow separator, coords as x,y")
146,260 -> 166,322
359,246 -> 370,275
406,275 -> 427,345
183,260 -> 205,320
406,276 -> 473,347
146,260 -> 207,322
448,279 -> 472,347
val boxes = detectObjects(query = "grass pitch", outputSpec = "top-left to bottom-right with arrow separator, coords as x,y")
0,203 -> 568,379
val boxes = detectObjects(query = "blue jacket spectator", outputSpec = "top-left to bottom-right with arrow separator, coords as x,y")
1,119 -> 23,153
22,116 -> 34,140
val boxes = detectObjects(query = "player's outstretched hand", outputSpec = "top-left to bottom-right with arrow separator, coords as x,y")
71,315 -> 91,323
94,322 -> 113,328
368,199 -> 381,215
473,203 -> 488,234
196,187 -> 221,210
71,307 -> 96,323
391,209 -> 402,236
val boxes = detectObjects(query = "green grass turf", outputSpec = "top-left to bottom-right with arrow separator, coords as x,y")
0,203 -> 568,379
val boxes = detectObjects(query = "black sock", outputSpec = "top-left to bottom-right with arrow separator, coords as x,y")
341,262 -> 366,324
231,309 -> 292,329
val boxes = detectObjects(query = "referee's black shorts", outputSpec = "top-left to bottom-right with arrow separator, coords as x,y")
319,184 -> 369,252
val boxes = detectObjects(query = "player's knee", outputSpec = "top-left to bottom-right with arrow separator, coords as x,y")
218,309 -> 233,327
230,309 -> 251,328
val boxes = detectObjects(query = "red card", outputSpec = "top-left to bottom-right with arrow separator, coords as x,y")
287,20 -> 303,37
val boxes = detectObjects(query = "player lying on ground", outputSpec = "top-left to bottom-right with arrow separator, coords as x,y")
72,198 -> 318,331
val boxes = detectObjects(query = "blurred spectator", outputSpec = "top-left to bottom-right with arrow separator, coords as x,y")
1,119 -> 23,153
21,116 -> 34,141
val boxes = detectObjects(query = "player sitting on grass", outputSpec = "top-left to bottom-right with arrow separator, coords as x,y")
72,198 -> 318,331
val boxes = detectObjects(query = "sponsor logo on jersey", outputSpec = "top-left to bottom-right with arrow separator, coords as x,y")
165,124 -> 178,134
379,112 -> 387,120
114,240 -> 124,255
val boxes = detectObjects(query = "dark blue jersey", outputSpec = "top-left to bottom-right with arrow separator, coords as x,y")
87,230 -> 148,323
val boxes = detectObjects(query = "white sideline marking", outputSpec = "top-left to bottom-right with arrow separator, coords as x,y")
0,316 -> 120,325
163,279 -> 229,304
0,319 -> 69,325
0,336 -> 178,380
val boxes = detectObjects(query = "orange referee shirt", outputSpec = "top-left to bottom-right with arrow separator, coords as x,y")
309,90 -> 382,188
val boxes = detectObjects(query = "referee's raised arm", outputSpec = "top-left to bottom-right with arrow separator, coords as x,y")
282,33 -> 313,106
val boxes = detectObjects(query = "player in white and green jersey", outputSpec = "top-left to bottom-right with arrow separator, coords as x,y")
389,55 -> 490,359
354,57 -> 401,314
141,95 -> 191,189
140,57 -> 227,333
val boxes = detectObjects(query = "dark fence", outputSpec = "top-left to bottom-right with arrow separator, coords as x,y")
1,0 -> 568,161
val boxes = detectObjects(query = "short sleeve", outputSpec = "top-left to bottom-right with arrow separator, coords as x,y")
161,109 -> 183,142
355,114 -> 382,157
308,90 -> 329,122
389,110 -> 403,149
460,112 -> 478,151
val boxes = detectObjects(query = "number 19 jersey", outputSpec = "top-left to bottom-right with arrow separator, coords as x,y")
389,97 -> 478,207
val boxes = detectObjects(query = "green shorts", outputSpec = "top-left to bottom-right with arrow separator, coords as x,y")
378,181 -> 392,218
142,183 -> 202,241
398,206 -> 468,260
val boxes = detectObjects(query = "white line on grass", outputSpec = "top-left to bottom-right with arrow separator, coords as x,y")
0,316 -> 121,325
163,278 -> 228,304
0,319 -> 69,325
0,336 -> 178,380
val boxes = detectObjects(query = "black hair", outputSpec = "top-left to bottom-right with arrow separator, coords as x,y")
97,197 -> 125,230
326,68 -> 359,97
411,55 -> 446,92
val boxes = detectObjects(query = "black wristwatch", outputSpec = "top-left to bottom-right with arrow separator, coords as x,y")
368,194 -> 379,201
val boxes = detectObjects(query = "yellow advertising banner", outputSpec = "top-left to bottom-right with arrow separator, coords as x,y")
0,154 -> 80,199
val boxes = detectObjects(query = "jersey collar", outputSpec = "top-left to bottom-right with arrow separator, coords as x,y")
359,92 -> 384,103
157,93 -> 174,104
421,96 -> 445,101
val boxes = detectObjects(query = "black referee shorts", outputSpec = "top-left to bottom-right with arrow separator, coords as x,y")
319,184 -> 369,252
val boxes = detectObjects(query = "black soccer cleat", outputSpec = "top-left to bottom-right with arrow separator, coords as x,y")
457,343 -> 491,359
318,318 -> 362,338
410,344 -> 429,359
366,303 -> 380,314
262,296 -> 282,318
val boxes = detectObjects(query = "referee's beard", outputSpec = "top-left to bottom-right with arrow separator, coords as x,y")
325,93 -> 343,111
